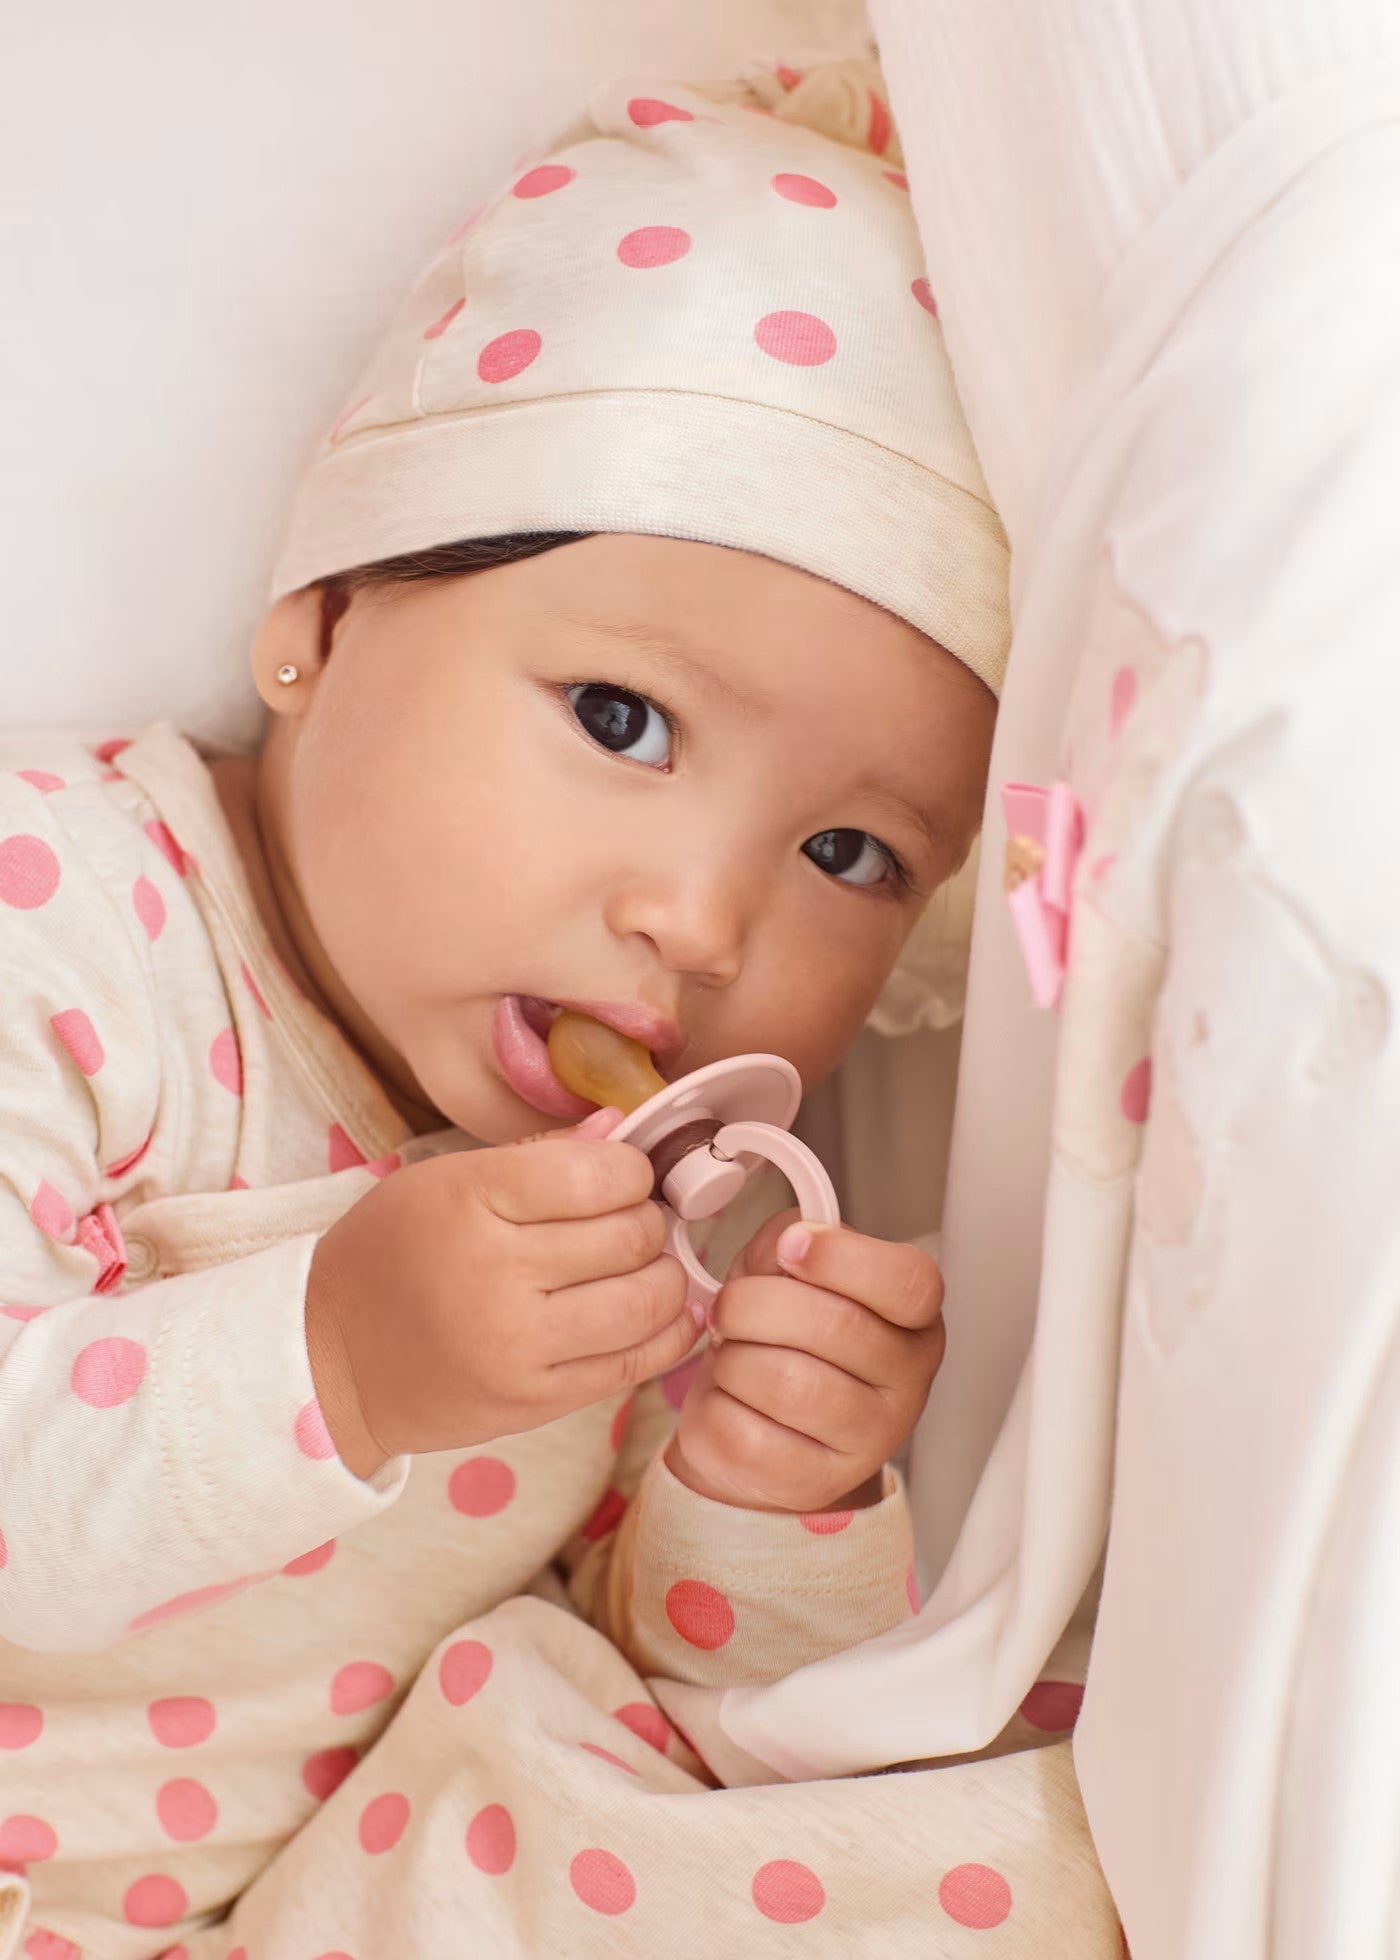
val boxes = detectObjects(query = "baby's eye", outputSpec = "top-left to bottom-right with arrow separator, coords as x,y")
803,828 -> 905,892
565,683 -> 672,767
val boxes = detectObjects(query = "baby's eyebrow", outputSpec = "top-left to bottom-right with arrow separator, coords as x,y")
560,613 -> 761,721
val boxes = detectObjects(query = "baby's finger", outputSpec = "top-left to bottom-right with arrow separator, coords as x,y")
529,1199 -> 669,1291
546,1251 -> 691,1367
774,1223 -> 944,1332
711,1272 -> 909,1389
709,1339 -> 875,1453
475,1132 -> 653,1224
552,1272 -> 701,1401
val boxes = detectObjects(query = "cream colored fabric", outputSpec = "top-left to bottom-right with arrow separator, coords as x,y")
268,54 -> 1012,698
0,723 -> 1117,1957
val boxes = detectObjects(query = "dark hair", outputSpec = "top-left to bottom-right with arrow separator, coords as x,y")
315,531 -> 595,658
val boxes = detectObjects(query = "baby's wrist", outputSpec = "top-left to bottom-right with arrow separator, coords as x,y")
305,1236 -> 389,1481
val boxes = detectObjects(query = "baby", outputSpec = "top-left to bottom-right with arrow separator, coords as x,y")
0,54 -> 1033,1960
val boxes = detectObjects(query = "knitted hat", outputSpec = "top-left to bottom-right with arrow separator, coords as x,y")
270,52 -> 1011,697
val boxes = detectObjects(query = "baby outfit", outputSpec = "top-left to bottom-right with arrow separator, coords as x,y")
0,730 -> 1115,1957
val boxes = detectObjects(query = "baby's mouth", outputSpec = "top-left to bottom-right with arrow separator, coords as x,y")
518,996 -> 565,1042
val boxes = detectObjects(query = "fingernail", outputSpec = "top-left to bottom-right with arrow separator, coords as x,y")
777,1223 -> 811,1270
575,1106 -> 623,1138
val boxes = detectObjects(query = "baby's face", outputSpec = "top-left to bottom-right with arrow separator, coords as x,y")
253,536 -> 995,1140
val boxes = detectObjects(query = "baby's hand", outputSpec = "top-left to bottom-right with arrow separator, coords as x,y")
664,1209 -> 945,1514
306,1112 -> 699,1479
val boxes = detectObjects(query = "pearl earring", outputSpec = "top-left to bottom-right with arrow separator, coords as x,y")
275,664 -> 300,686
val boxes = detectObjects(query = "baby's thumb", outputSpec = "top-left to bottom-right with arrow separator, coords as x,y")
520,1106 -> 626,1145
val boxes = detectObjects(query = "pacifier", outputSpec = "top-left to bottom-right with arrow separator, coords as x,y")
547,1011 -> 841,1313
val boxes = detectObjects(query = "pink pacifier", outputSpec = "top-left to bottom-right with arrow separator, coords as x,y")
604,1055 -> 842,1314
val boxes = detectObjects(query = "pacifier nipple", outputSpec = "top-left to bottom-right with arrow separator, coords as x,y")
547,1009 -> 668,1114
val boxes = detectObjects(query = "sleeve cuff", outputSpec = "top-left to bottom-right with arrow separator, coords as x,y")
621,1449 -> 917,1687
154,1233 -> 409,1576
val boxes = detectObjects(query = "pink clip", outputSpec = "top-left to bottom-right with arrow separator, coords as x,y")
75,1202 -> 127,1294
1000,780 -> 1085,1010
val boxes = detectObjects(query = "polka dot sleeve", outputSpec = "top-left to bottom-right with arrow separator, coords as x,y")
0,769 -> 408,1649
563,1383 -> 918,1708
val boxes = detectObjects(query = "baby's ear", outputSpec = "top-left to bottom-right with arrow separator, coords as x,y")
248,586 -> 325,716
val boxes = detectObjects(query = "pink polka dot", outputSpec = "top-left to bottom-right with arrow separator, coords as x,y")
1089,852 -> 1118,884
16,771 -> 64,794
905,1564 -> 921,1613
208,1027 -> 242,1097
616,225 -> 691,269
939,1863 -> 1012,1928
771,172 -> 836,208
24,1933 -> 81,1960
1110,665 -> 1138,737
0,835 -> 59,909
0,1526 -> 7,1569
365,1153 -> 401,1180
2,1301 -> 47,1323
448,1456 -> 515,1517
579,1743 -> 638,1774
129,1577 -> 254,1632
294,1398 -> 336,1462
423,297 -> 466,340
71,1335 -> 147,1408
627,98 -> 693,127
158,1948 -> 189,1960
310,1953 -> 355,1960
94,738 -> 131,765
609,1395 -> 632,1451
512,164 -> 576,198
665,1578 -> 735,1649
0,1814 -> 56,1862
330,1661 -> 394,1715
580,1487 -> 626,1541
438,1639 -> 493,1707
658,1352 -> 702,1409
228,1174 -> 249,1191
1019,1680 -> 1084,1732
1120,1057 -> 1153,1125
0,1703 -> 42,1749
132,874 -> 166,941
570,1848 -> 636,1914
302,1745 -> 358,1801
799,1509 -> 853,1534
752,1859 -> 825,1923
328,394 -> 371,446
477,329 -> 541,384
156,1778 -> 217,1841
282,1539 -> 335,1577
466,1802 -> 516,1874
240,962 -> 271,1018
327,1122 -> 367,1173
612,1703 -> 670,1754
883,169 -> 909,190
867,89 -> 892,155
29,1179 -> 73,1241
911,276 -> 937,316
147,1697 -> 216,1748
49,1008 -> 104,1076
775,62 -> 802,89
143,820 -> 190,877
123,1874 -> 188,1929
357,1791 -> 409,1853
754,310 -> 836,367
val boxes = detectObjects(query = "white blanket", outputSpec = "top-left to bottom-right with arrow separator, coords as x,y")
717,9 -> 1400,1959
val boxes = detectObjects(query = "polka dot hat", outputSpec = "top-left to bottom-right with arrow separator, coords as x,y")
270,53 -> 1011,696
